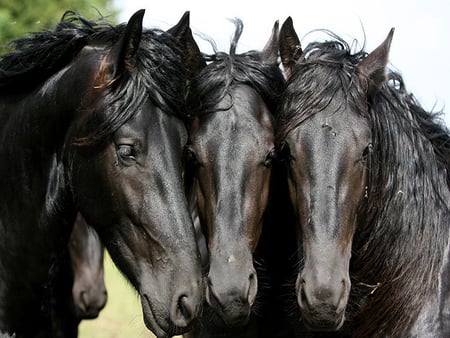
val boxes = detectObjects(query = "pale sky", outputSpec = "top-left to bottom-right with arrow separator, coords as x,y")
114,0 -> 450,126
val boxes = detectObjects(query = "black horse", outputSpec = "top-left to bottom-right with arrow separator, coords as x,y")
0,10 -> 205,337
69,213 -> 106,321
184,19 -> 284,336
276,17 -> 450,337
49,213 -> 106,338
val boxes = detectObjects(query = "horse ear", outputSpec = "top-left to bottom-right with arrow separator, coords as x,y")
279,17 -> 302,78
261,20 -> 279,64
167,11 -> 206,78
109,9 -> 145,78
359,28 -> 394,95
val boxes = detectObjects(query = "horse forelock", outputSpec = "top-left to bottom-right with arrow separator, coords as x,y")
72,28 -> 188,147
275,39 -> 367,145
350,71 -> 450,337
188,20 -> 284,120
189,51 -> 283,118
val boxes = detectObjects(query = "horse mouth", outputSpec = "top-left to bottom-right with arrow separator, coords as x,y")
205,286 -> 251,328
76,308 -> 101,319
301,310 -> 345,332
141,294 -> 189,337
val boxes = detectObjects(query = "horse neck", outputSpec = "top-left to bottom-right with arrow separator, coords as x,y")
348,89 -> 450,336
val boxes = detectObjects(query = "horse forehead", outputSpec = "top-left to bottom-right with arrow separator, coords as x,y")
294,108 -> 370,145
118,102 -> 186,140
194,112 -> 273,150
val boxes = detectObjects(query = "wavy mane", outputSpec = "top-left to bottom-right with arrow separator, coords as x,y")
0,11 -> 188,145
278,34 -> 450,336
350,70 -> 450,337
188,19 -> 284,117
0,11 -> 112,91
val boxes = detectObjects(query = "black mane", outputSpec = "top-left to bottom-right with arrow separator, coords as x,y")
276,36 -> 367,144
188,19 -> 284,118
0,11 -> 114,92
0,11 -> 188,144
351,70 -> 450,336
279,34 -> 450,337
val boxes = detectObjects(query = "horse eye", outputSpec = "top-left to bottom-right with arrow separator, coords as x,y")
277,142 -> 292,162
117,144 -> 136,162
361,143 -> 373,161
184,146 -> 200,167
263,148 -> 276,167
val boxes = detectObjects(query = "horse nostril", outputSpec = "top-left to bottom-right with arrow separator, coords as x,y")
249,272 -> 256,281
178,295 -> 193,322
247,271 -> 257,305
171,293 -> 195,328
80,291 -> 87,306
299,280 -> 311,311
205,280 -> 220,309
79,290 -> 92,312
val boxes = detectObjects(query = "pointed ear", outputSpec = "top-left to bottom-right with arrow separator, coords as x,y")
359,28 -> 394,95
168,11 -> 206,78
261,20 -> 279,64
108,9 -> 145,78
279,17 -> 302,78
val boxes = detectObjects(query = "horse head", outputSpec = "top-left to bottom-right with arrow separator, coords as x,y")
278,17 -> 393,331
69,213 -> 107,319
185,20 -> 283,327
64,11 -> 204,336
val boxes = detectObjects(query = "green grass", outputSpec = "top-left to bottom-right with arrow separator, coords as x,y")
78,253 -> 176,338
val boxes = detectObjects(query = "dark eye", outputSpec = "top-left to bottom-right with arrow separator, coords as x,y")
263,148 -> 276,168
117,144 -> 136,162
184,146 -> 200,168
277,142 -> 292,162
361,143 -> 373,162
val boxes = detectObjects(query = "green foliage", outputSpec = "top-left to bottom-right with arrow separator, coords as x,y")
0,0 -> 118,52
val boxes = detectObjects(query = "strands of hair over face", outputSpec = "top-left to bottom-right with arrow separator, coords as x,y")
276,35 -> 368,145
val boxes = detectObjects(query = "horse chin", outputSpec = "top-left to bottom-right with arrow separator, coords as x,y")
301,311 -> 345,332
205,287 -> 251,328
210,309 -> 251,329
75,307 -> 101,320
140,294 -> 189,337
202,305 -> 250,332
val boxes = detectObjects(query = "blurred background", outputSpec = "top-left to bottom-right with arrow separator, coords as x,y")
113,0 -> 450,126
0,0 -> 448,125
0,0 -> 448,337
